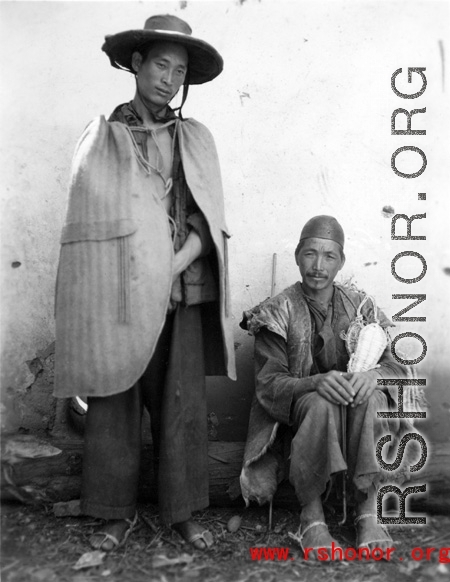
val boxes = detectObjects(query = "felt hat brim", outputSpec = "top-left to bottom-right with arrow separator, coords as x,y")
102,29 -> 223,84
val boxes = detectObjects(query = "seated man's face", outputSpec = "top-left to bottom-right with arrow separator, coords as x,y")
297,237 -> 344,294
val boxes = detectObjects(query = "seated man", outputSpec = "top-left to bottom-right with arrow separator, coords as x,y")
239,215 -> 417,559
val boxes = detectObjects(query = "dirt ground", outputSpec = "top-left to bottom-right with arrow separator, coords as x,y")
1,502 -> 450,582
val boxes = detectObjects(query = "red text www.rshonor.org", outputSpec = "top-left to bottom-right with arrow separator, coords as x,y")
249,544 -> 450,563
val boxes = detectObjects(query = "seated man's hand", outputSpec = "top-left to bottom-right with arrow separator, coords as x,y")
313,371 -> 355,406
348,371 -> 378,407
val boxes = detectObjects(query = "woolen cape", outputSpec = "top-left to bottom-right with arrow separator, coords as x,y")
54,115 -> 236,398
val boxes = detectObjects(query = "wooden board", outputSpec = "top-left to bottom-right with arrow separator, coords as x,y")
1,439 -> 449,513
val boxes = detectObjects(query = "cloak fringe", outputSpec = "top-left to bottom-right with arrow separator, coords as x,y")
244,421 -> 280,468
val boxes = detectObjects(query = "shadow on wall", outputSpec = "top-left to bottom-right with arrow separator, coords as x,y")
64,334 -> 256,443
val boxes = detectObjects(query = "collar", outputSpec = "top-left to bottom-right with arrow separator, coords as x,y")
109,101 -> 177,127
300,283 -> 336,317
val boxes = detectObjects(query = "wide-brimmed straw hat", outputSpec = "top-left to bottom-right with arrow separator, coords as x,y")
102,14 -> 223,84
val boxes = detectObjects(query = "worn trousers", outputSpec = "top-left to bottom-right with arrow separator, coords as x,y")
80,305 -> 209,525
289,390 -> 391,506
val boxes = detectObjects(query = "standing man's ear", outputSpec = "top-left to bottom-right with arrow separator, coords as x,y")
131,52 -> 142,74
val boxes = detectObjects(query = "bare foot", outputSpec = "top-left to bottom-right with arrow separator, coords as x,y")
172,519 -> 213,550
89,517 -> 136,551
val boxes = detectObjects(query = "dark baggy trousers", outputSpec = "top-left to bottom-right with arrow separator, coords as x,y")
290,390 -> 392,506
80,304 -> 209,525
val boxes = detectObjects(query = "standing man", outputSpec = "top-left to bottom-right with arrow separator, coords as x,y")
54,14 -> 235,551
240,216 -> 420,560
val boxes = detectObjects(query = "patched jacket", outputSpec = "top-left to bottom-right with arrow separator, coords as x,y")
239,282 -> 421,502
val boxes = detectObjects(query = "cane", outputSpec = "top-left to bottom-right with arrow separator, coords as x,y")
266,253 -> 277,532
338,403 -> 347,525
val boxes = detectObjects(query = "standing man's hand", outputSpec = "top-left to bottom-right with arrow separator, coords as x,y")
313,371 -> 355,406
170,276 -> 183,304
172,231 -> 202,282
348,371 -> 378,407
170,230 -> 203,306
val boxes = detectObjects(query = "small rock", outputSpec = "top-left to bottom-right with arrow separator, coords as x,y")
227,515 -> 242,533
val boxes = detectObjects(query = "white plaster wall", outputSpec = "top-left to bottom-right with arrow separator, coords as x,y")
1,1 -> 449,440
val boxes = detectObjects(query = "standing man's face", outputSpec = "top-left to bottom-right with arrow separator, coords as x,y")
296,237 -> 345,295
132,42 -> 188,111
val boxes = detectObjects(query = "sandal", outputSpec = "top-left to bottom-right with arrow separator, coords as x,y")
186,529 -> 214,549
89,512 -> 138,551
288,521 -> 334,558
173,520 -> 214,550
355,513 -> 393,548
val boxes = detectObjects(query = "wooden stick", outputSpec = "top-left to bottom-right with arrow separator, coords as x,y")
271,253 -> 277,297
338,405 -> 347,526
268,498 -> 273,531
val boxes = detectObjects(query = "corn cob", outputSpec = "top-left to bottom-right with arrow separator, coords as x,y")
342,294 -> 388,372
